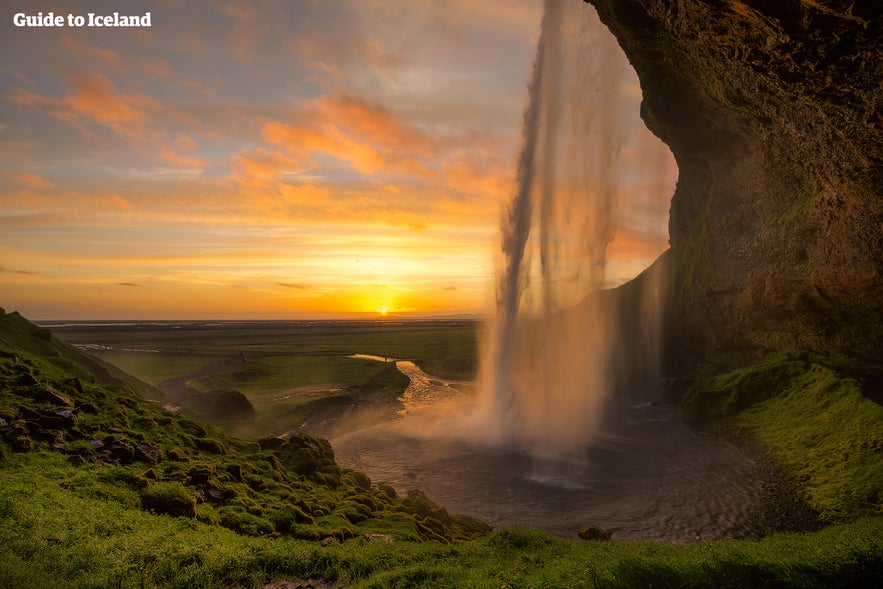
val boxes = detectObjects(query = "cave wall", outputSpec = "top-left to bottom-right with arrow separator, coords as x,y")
588,0 -> 883,360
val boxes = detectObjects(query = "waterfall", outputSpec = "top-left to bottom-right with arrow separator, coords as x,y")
478,0 -> 646,459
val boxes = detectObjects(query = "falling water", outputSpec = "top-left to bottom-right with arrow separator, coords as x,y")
479,0 -> 651,458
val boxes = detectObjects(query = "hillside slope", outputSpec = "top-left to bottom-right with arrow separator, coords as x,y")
0,308 -> 488,544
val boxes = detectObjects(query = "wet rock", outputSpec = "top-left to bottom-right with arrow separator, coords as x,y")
578,526 -> 612,541
587,0 -> 883,360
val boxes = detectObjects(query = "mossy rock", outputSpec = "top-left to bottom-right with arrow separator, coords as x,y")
266,504 -> 313,533
141,481 -> 197,518
343,468 -> 372,491
218,506 -> 274,536
578,526 -> 612,541
450,513 -> 491,540
190,436 -> 227,455
333,499 -> 373,524
276,433 -> 340,484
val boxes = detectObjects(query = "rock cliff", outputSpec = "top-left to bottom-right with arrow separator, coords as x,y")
589,0 -> 882,360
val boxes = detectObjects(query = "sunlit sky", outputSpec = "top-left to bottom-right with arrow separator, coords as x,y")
1,0 -> 676,320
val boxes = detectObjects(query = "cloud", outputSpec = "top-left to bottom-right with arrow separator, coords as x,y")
0,265 -> 41,275
8,74 -> 205,169
234,91 -> 513,226
117,282 -> 142,287
276,282 -> 317,291
5,172 -> 54,190
59,36 -> 123,71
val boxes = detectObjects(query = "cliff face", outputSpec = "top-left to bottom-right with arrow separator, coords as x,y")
588,0 -> 882,360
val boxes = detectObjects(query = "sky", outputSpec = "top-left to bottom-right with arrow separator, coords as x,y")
1,0 -> 676,320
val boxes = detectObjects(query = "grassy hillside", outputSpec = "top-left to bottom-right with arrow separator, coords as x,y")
2,309 -> 883,587
683,350 -> 883,523
0,309 -> 487,545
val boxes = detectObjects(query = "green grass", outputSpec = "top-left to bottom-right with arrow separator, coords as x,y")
684,351 -> 883,522
51,321 -> 480,381
6,311 -> 883,586
1,454 -> 881,588
97,351 -> 222,385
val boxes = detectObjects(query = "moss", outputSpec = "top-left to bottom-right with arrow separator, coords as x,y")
218,507 -> 274,536
141,482 -> 197,518
686,352 -> 883,522
674,199 -> 712,310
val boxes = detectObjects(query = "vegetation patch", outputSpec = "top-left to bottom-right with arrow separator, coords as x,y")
684,350 -> 883,522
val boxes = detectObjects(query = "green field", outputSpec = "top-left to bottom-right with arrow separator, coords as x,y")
48,321 -> 480,439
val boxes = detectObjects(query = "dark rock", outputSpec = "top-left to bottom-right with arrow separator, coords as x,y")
257,435 -> 286,450
134,442 -> 162,464
142,468 -> 159,480
15,372 -> 38,387
22,407 -> 78,431
226,463 -> 244,482
33,388 -> 73,407
106,441 -> 135,464
206,487 -> 227,502
11,437 -> 31,452
76,402 -> 99,415
65,378 -> 84,394
578,526 -> 612,541
187,467 -> 214,487
32,428 -> 65,444
586,0 -> 883,361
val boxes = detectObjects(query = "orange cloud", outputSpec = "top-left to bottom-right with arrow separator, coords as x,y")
6,172 -> 54,190
8,74 -> 205,169
59,36 -> 123,71
107,196 -> 134,211
256,92 -> 512,197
